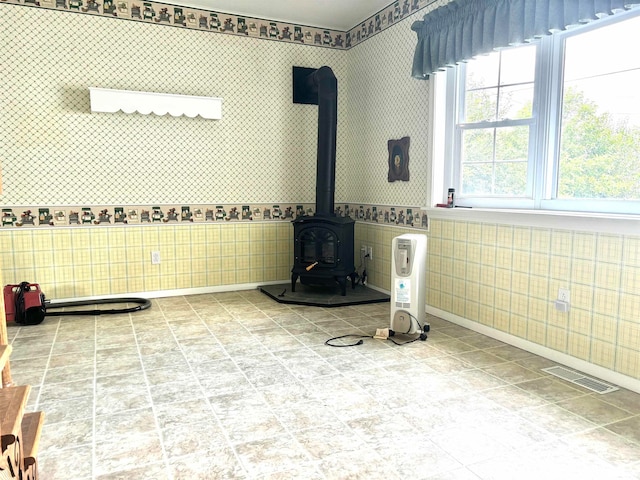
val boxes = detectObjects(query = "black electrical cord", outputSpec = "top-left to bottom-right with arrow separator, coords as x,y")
391,310 -> 430,342
324,334 -> 372,347
400,310 -> 423,333
353,252 -> 370,286
44,297 -> 151,316
325,312 -> 430,347
386,334 -> 422,346
361,254 -> 369,285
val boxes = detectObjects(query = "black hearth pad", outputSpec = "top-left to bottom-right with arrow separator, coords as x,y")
259,283 -> 390,307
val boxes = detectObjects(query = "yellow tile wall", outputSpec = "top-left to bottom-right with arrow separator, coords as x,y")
0,223 -> 293,299
357,219 -> 640,381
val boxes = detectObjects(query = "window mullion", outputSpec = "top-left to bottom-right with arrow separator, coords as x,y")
446,63 -> 463,193
542,33 -> 565,204
531,37 -> 550,207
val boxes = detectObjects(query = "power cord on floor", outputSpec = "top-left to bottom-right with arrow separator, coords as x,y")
324,334 -> 372,347
325,323 -> 430,348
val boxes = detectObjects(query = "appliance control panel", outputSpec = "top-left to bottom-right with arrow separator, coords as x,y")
394,238 -> 414,277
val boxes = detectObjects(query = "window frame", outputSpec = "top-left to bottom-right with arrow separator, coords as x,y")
437,8 -> 640,216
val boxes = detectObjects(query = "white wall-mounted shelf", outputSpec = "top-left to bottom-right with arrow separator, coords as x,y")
89,87 -> 222,119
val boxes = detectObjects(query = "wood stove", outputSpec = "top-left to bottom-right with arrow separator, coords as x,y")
291,215 -> 355,296
291,66 -> 356,296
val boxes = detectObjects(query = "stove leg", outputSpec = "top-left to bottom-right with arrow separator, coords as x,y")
349,272 -> 357,289
291,273 -> 299,292
336,276 -> 347,296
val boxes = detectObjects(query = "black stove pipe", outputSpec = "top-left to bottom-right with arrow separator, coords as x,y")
305,66 -> 337,216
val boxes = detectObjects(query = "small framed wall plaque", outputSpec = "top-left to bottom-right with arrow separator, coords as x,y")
388,136 -> 410,182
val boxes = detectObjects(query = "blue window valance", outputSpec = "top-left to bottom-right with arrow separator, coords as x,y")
411,0 -> 640,78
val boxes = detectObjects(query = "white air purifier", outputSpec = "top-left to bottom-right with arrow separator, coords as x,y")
390,233 -> 427,334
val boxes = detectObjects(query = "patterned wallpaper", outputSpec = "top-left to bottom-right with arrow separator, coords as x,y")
1,1 -> 442,225
1,4 -> 344,207
342,7 -> 433,206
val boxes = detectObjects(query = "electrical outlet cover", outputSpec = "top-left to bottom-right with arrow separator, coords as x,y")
558,288 -> 570,303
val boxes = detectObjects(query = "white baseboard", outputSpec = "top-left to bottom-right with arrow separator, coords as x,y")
426,305 -> 640,395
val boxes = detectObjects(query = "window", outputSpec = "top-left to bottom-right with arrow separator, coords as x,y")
438,9 -> 640,215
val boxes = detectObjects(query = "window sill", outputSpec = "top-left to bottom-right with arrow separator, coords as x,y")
423,207 -> 639,235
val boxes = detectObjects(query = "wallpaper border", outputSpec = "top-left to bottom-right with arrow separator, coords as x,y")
1,203 -> 430,230
1,0 -> 440,50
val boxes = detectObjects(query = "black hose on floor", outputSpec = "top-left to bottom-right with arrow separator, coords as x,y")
44,297 -> 151,316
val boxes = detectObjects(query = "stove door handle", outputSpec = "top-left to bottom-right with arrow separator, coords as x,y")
306,261 -> 319,271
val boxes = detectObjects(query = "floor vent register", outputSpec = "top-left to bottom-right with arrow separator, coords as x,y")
542,366 -> 619,394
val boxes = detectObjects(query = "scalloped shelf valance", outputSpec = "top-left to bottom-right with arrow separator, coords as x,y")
89,87 -> 223,119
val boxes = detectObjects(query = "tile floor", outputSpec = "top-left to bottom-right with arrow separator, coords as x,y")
6,290 -> 640,479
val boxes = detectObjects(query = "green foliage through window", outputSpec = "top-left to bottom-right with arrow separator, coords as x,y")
445,9 -> 640,213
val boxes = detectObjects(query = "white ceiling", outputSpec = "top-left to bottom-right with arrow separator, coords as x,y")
167,0 -> 395,31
